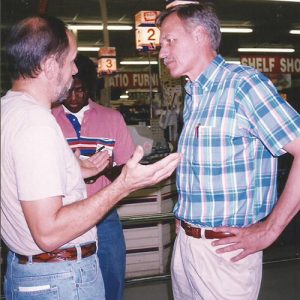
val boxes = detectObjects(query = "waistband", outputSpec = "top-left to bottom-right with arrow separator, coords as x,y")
15,241 -> 96,264
181,221 -> 235,239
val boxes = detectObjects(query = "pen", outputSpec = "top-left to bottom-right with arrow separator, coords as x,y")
96,146 -> 105,153
195,123 -> 200,138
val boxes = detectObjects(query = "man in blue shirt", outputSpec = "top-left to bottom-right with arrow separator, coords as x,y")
157,2 -> 300,299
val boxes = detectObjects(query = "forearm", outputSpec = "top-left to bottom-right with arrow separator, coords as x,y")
264,155 -> 300,236
27,177 -> 130,252
57,177 -> 129,240
22,148 -> 180,252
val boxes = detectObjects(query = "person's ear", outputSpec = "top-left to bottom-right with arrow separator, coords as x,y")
193,26 -> 207,44
41,55 -> 59,80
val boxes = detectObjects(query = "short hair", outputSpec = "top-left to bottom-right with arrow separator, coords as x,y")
74,54 -> 98,100
5,15 -> 69,80
156,2 -> 221,51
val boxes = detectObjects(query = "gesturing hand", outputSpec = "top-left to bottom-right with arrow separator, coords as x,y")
118,146 -> 181,193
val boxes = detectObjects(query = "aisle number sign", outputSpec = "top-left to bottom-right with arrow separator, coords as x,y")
135,11 -> 160,51
98,47 -> 117,75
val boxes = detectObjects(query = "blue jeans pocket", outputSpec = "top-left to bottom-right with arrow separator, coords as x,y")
13,286 -> 59,300
78,259 -> 99,285
8,270 -> 72,300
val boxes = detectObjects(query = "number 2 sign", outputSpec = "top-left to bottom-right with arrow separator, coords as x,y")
135,26 -> 160,51
135,11 -> 161,51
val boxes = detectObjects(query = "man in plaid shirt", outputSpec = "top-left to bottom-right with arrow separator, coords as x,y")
157,2 -> 300,299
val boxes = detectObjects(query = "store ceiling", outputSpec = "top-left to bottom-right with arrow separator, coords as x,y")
1,0 -> 300,82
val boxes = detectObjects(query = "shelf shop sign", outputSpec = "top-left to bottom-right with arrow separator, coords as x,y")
98,47 -> 117,75
109,72 -> 160,89
240,56 -> 300,74
135,11 -> 160,51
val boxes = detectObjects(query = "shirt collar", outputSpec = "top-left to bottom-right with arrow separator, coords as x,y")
63,103 -> 90,125
184,54 -> 225,95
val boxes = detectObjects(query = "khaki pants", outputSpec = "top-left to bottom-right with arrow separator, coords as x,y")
171,227 -> 262,300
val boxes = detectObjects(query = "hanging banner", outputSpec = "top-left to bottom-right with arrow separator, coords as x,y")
135,11 -> 160,51
98,47 -> 117,75
109,72 -> 160,89
240,56 -> 300,74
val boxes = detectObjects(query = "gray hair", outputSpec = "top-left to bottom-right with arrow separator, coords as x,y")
156,2 -> 221,51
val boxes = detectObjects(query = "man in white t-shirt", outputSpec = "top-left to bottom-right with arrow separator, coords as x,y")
1,15 -> 180,300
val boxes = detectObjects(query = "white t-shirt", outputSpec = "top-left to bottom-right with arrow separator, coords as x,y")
1,91 -> 96,255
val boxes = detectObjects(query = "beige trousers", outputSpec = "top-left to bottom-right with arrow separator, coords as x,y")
171,227 -> 262,300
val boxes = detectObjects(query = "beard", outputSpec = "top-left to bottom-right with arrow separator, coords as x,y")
53,72 -> 73,104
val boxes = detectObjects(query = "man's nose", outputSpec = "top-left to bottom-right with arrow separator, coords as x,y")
73,63 -> 78,75
68,89 -> 76,99
159,45 -> 166,59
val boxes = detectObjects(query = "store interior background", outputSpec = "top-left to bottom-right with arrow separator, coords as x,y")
1,0 -> 300,299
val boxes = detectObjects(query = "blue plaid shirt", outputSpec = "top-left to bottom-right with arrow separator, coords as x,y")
175,55 -> 300,228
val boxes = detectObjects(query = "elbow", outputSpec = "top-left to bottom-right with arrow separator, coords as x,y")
34,235 -> 62,253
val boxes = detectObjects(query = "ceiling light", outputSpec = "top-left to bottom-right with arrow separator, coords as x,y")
68,25 -> 133,31
266,0 -> 300,2
77,46 -> 100,51
108,25 -> 133,30
120,61 -> 158,65
221,28 -> 253,33
120,95 -> 129,99
227,60 -> 241,64
238,48 -> 295,53
289,30 -> 300,34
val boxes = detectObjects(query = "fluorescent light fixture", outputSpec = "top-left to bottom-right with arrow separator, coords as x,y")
108,25 -> 133,30
120,95 -> 129,99
289,30 -> 300,34
221,28 -> 253,33
227,60 -> 241,64
238,48 -> 295,53
267,0 -> 300,2
68,25 -> 133,31
77,46 -> 100,52
120,61 -> 158,65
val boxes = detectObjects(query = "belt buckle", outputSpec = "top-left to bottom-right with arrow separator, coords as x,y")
185,223 -> 193,236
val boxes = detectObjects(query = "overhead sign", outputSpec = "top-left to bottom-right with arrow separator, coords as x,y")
109,72 -> 160,89
135,11 -> 160,51
240,56 -> 300,74
135,26 -> 160,51
98,47 -> 117,75
135,10 -> 160,26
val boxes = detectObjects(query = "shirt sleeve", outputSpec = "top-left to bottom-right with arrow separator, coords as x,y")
236,72 -> 300,156
13,125 -> 66,200
113,112 -> 136,164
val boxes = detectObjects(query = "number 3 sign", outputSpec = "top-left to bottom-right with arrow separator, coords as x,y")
98,47 -> 117,75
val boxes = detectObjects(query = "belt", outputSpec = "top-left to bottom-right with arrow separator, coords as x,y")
181,221 -> 235,239
16,242 -> 96,264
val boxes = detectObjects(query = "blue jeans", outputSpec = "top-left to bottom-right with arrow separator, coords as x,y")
97,208 -> 126,300
4,248 -> 105,300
